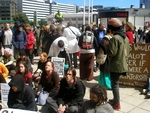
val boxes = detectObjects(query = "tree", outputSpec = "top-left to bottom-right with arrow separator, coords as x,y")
12,13 -> 29,26
38,19 -> 47,26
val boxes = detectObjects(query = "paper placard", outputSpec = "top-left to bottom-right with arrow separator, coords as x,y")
1,83 -> 10,103
51,57 -> 65,77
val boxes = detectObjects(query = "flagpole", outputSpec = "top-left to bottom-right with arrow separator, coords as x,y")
88,0 -> 90,25
83,0 -> 85,25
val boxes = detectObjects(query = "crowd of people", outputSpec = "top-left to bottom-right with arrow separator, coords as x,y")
0,17 -> 149,112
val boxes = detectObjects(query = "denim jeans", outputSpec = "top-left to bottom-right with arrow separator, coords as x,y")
148,78 -> 150,91
110,72 -> 121,105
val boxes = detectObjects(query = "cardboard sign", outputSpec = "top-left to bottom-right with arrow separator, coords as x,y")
120,43 -> 150,87
1,83 -> 10,103
51,57 -> 65,77
0,109 -> 37,113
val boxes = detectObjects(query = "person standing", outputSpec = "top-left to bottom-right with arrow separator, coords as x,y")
12,22 -> 27,59
125,22 -> 134,43
107,18 -> 129,110
2,23 -> 13,49
78,25 -> 98,81
25,26 -> 35,64
62,22 -> 81,68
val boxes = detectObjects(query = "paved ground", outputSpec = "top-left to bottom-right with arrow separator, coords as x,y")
1,56 -> 150,113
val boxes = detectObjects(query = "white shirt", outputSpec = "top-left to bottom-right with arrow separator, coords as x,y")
62,26 -> 81,53
48,36 -> 68,57
4,29 -> 13,46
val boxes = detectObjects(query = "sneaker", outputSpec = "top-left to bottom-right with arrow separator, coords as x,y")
147,91 -> 150,97
108,99 -> 114,105
142,89 -> 147,94
112,104 -> 121,110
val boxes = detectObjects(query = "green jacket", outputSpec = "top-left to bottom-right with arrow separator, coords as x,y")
108,34 -> 129,73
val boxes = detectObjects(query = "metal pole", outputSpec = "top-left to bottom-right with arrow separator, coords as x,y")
88,0 -> 90,25
83,0 -> 85,25
91,0 -> 93,22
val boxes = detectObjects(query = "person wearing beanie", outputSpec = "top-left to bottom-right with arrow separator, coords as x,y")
12,22 -> 27,59
0,48 -> 15,73
107,18 -> 129,110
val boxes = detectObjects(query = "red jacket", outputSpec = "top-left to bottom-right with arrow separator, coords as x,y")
126,31 -> 134,43
26,31 -> 35,49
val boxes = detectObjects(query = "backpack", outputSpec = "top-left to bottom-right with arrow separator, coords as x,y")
82,31 -> 94,49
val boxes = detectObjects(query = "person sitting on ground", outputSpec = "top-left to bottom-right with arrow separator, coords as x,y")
0,62 -> 9,80
16,61 -> 33,87
0,48 -> 15,73
36,60 -> 60,102
32,52 -> 48,87
16,50 -> 33,73
7,74 -> 37,111
46,67 -> 85,113
80,84 -> 114,113
55,10 -> 63,23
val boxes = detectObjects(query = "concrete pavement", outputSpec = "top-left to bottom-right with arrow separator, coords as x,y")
1,56 -> 150,113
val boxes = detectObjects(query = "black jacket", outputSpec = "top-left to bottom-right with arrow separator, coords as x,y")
56,77 -> 85,108
7,74 -> 36,111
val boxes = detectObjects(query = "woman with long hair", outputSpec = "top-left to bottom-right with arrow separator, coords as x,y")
36,60 -> 60,99
16,61 -> 32,87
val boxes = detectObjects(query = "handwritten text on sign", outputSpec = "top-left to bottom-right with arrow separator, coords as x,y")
120,44 -> 150,87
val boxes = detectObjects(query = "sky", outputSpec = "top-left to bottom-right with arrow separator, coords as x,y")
54,0 -> 140,8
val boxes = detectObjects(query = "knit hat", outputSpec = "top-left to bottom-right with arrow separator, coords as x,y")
19,50 -> 26,56
4,48 -> 13,55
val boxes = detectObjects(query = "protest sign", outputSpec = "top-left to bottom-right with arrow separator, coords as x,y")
0,109 -> 37,113
120,43 -> 150,87
51,57 -> 65,77
1,83 -> 10,103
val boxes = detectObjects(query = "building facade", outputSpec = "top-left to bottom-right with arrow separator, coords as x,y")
0,0 -> 18,20
140,0 -> 150,8
17,0 -> 76,21
17,0 -> 50,20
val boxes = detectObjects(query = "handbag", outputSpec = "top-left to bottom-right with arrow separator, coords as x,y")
37,90 -> 49,105
98,72 -> 111,89
96,48 -> 107,65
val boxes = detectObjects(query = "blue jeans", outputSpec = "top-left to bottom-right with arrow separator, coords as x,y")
148,78 -> 150,91
110,72 -> 121,105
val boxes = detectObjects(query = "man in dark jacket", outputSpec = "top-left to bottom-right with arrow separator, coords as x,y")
7,74 -> 36,111
12,22 -> 27,59
46,67 -> 85,113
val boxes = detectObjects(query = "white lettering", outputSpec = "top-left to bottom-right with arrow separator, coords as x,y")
143,68 -> 149,73
134,44 -> 150,51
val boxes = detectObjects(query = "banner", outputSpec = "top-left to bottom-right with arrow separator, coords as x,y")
120,43 -> 150,87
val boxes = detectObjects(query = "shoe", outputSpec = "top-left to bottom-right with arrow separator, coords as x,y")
142,89 -> 147,94
147,91 -> 150,98
108,99 -> 114,105
112,104 -> 121,110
